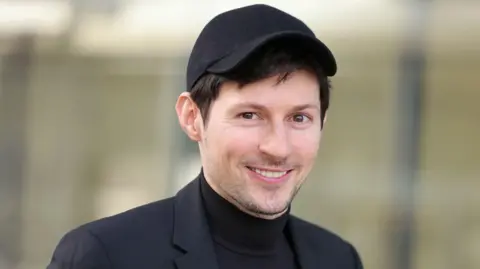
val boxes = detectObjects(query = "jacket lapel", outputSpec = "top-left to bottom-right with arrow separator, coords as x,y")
287,216 -> 323,269
172,176 -> 219,269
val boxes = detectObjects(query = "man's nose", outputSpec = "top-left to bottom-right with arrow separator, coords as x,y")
258,123 -> 292,160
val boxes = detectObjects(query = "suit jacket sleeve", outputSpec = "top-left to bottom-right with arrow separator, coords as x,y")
46,228 -> 112,269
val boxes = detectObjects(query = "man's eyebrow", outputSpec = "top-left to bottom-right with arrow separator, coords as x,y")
231,102 -> 320,111
290,104 -> 320,111
231,102 -> 267,110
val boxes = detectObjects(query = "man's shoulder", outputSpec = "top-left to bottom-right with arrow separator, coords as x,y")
48,197 -> 178,268
62,197 -> 177,248
77,196 -> 175,238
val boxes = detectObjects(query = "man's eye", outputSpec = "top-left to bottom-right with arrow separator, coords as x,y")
292,114 -> 309,123
240,112 -> 258,120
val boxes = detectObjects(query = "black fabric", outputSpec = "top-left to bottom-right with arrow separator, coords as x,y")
200,173 -> 298,269
46,172 -> 364,269
186,4 -> 337,90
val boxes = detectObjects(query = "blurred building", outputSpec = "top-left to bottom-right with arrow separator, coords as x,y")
0,1 -> 479,269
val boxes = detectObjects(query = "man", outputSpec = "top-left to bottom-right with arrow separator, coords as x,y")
47,4 -> 363,269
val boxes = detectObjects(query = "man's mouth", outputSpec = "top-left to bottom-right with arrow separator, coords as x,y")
246,166 -> 292,178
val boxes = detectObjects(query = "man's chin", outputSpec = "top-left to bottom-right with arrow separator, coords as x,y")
244,200 -> 290,218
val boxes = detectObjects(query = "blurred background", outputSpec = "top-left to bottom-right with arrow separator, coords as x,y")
0,0 -> 479,269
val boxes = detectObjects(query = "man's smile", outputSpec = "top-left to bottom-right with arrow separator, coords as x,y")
245,166 -> 293,183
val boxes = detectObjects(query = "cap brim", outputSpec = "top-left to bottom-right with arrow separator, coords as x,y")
206,31 -> 337,77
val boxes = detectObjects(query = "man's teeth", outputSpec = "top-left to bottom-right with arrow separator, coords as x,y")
252,168 -> 287,178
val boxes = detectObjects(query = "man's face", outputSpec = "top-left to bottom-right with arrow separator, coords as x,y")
180,70 -> 323,219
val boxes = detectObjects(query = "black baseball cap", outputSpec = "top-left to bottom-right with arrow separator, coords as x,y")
186,4 -> 337,90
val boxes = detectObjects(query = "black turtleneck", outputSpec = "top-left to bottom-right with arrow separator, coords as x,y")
200,173 -> 299,269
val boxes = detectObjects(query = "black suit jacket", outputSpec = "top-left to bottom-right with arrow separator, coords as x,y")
47,176 -> 363,269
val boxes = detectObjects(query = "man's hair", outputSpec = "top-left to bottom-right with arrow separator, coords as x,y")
189,39 -> 332,128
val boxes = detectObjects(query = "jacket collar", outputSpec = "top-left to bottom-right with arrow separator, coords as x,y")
172,174 -> 322,269
287,216 -> 326,269
172,175 -> 219,269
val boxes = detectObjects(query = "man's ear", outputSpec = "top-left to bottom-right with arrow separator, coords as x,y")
175,92 -> 203,141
